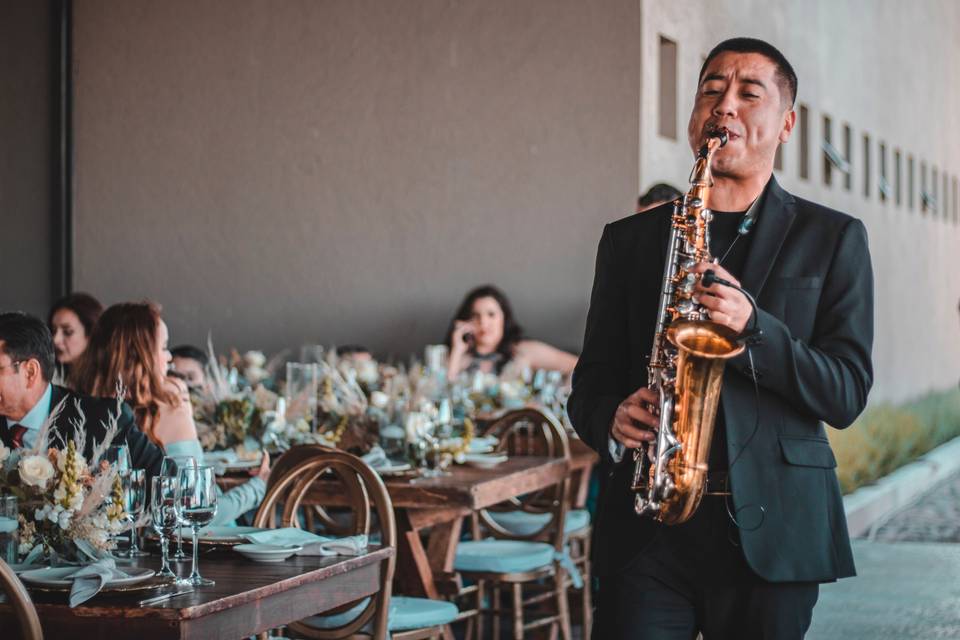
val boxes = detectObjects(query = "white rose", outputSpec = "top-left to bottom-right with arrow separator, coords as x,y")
370,391 -> 389,409
19,455 -> 55,489
357,361 -> 379,385
244,351 -> 266,368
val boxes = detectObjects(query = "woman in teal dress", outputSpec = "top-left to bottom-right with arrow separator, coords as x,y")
72,301 -> 268,524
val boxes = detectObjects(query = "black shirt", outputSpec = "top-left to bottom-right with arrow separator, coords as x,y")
707,210 -> 751,471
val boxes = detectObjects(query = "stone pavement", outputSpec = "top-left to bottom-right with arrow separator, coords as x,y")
869,470 -> 960,542
808,472 -> 960,640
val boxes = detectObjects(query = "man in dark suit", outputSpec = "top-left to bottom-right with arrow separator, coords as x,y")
0,312 -> 163,477
568,38 -> 873,639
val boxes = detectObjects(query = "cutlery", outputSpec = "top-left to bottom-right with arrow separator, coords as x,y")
138,586 -> 194,607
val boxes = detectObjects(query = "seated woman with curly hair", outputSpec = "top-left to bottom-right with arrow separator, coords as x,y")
71,301 -> 267,524
445,285 -> 578,381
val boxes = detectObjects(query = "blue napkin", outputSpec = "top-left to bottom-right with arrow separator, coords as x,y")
242,528 -> 367,556
64,558 -> 132,607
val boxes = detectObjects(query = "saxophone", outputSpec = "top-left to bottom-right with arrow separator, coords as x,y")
631,127 -> 746,524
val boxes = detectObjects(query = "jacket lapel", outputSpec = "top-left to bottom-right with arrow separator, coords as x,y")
738,175 -> 796,300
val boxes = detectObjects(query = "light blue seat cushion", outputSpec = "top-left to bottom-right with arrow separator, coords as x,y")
454,539 -> 555,574
303,596 -> 458,632
487,508 -> 591,537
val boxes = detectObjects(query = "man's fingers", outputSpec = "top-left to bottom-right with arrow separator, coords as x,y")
627,386 -> 658,404
612,420 -> 656,448
623,403 -> 659,428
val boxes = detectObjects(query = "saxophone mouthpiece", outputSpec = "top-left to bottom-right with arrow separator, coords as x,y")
699,127 -> 729,157
710,127 -> 729,147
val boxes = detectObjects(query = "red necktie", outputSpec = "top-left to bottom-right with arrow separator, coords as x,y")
8,424 -> 27,449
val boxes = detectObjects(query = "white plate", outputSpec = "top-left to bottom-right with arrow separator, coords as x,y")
8,563 -> 43,575
181,525 -> 266,543
223,458 -> 262,470
470,436 -> 499,453
376,462 -> 412,474
462,453 -> 509,469
234,543 -> 302,563
19,566 -> 155,588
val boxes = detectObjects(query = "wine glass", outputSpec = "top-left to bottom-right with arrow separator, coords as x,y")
105,445 -> 131,477
161,456 -> 196,560
150,476 -> 180,580
123,469 -> 149,557
176,466 -> 218,587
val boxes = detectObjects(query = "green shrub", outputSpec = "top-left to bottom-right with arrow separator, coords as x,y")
827,388 -> 960,494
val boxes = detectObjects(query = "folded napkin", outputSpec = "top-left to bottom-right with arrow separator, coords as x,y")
65,558 -> 132,607
361,446 -> 388,469
242,528 -> 368,557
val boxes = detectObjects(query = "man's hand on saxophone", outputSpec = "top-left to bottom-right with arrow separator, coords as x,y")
690,262 -> 754,333
611,386 -> 660,449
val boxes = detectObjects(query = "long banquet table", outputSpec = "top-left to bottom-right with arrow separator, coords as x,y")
0,548 -> 393,640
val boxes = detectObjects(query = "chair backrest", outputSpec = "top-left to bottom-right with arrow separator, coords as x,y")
477,407 -> 571,550
254,447 -> 397,639
264,444 -> 356,536
0,558 -> 43,640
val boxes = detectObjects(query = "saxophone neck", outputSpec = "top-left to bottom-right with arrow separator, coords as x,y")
687,128 -> 728,189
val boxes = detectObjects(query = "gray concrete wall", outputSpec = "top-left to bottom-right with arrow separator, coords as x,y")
71,0 -> 640,357
0,1 -> 55,317
640,0 -> 960,404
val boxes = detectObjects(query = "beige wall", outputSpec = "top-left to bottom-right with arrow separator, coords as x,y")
72,0 -> 640,357
72,0 -> 960,405
0,1 -> 55,317
640,0 -> 960,404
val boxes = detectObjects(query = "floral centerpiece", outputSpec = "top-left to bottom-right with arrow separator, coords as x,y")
192,341 -> 281,453
314,359 -> 380,453
0,394 -> 129,563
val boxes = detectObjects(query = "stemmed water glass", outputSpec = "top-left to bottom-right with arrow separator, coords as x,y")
104,445 -> 131,549
161,456 -> 196,560
150,476 -> 179,580
176,466 -> 218,587
123,469 -> 149,557
105,444 -> 131,474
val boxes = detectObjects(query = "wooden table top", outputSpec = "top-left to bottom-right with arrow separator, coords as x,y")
1,548 -> 393,639
298,455 -> 569,512
386,455 -> 568,509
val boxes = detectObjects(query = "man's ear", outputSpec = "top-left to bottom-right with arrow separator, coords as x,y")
23,359 -> 44,388
779,108 -> 797,144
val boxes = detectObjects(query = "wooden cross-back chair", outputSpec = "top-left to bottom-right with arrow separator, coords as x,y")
475,407 -> 571,541
254,447 -> 396,639
256,447 -> 457,640
265,444 -> 357,537
0,558 -> 43,640
456,407 -> 573,640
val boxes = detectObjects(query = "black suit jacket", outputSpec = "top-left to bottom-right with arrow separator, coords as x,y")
46,385 -> 165,478
568,176 -> 873,583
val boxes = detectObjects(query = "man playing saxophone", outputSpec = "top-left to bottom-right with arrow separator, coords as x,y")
569,37 -> 873,639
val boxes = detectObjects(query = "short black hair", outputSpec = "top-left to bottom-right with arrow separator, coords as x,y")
336,345 -> 371,357
638,183 -> 683,209
0,312 -> 56,381
170,344 -> 208,366
699,37 -> 797,107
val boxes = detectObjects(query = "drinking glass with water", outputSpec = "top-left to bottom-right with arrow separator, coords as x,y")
176,466 -> 218,587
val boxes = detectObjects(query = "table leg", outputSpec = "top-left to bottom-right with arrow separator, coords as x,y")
394,510 -> 438,599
